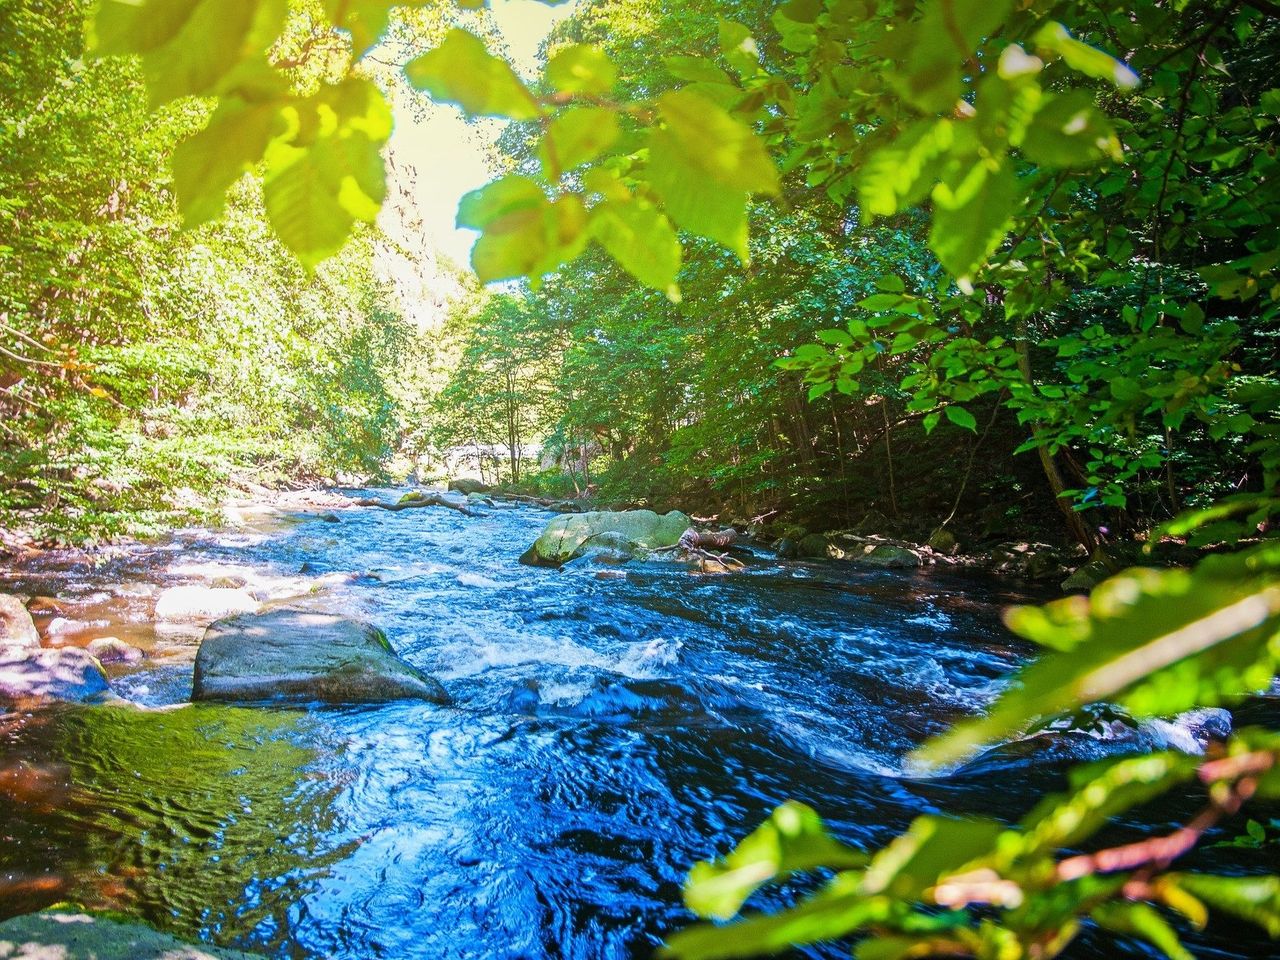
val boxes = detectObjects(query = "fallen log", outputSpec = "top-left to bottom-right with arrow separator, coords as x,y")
352,493 -> 478,517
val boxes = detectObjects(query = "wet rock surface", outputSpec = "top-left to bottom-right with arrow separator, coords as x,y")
0,646 -> 110,707
0,911 -> 262,959
192,608 -> 450,705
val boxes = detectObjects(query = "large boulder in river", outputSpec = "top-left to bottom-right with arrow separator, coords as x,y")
0,646 -> 111,707
155,585 -> 261,622
521,509 -> 691,566
192,609 -> 449,705
0,910 -> 262,959
0,594 -> 39,649
448,477 -> 489,495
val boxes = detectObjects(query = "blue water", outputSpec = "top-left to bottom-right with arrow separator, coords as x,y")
1,495 -> 1275,958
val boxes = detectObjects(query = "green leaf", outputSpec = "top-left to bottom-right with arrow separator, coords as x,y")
172,96 -> 285,228
92,0 -> 288,107
666,56 -> 732,85
538,108 -> 620,177
546,44 -> 617,95
470,193 -> 590,283
944,406 -> 978,431
324,0 -> 435,57
1021,752 -> 1196,852
406,29 -> 542,120
457,175 -> 547,230
1022,90 -> 1123,167
859,120 -> 954,219
260,78 -> 391,267
718,20 -> 760,75
664,879 -> 891,960
685,802 -> 867,921
647,89 -> 778,261
1033,22 -> 1139,90
916,547 -> 1280,766
817,329 -> 853,347
861,816 -> 1002,900
589,200 -> 682,299
1092,902 -> 1193,960
1173,874 -> 1280,936
929,164 -> 1019,284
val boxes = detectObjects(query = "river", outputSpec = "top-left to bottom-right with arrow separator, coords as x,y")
1,494 -> 1276,958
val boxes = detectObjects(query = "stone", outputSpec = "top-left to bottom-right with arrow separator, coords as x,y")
1061,561 -> 1110,592
86,636 -> 145,664
447,478 -> 490,495
0,910 -> 261,959
0,647 -> 110,707
522,509 -> 691,566
774,538 -> 799,560
0,595 -> 39,649
855,544 -> 920,568
575,531 -> 642,564
193,609 -> 449,705
155,585 -> 261,622
798,533 -> 830,558
926,528 -> 958,554
1023,550 -> 1064,580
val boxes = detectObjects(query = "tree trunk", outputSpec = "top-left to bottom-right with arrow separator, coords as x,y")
1015,331 -> 1096,551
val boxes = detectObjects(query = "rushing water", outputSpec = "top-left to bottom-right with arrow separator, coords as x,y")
1,494 -> 1276,959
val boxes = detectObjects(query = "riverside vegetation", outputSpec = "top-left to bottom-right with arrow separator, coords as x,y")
2,1 -> 1279,959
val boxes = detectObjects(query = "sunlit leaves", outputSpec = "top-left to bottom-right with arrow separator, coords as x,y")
538,108 -> 620,177
406,29 -> 542,119
589,200 -> 682,300
1022,90 -> 1123,167
917,545 -> 1280,766
93,0 -> 286,107
458,176 -> 588,281
929,164 -> 1019,286
684,802 -> 867,920
172,97 -> 285,228
545,44 -> 616,95
261,78 -> 392,268
1034,22 -> 1140,90
647,89 -> 778,261
323,0 -> 431,58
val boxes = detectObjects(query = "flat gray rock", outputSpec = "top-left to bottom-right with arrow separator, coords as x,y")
0,910 -> 260,959
0,647 -> 110,707
193,609 -> 449,705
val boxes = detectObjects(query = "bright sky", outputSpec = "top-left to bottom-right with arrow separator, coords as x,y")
383,0 -> 576,267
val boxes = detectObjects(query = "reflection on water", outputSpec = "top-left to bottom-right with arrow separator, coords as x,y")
1,495 -> 1276,958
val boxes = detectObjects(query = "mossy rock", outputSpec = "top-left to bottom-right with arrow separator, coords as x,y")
524,509 -> 691,566
798,534 -> 830,558
1061,561 -> 1109,593
856,544 -> 920,568
927,528 -> 958,554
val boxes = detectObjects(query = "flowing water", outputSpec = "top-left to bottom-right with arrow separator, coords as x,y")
1,494 -> 1276,958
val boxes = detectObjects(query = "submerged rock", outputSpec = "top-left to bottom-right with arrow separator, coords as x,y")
86,636 -> 145,664
521,509 -> 691,566
155,585 -> 261,622
0,647 -> 110,707
0,910 -> 261,959
192,609 -> 449,705
0,594 -> 39,649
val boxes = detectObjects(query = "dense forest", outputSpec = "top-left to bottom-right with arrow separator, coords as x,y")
2,0 -> 1279,958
